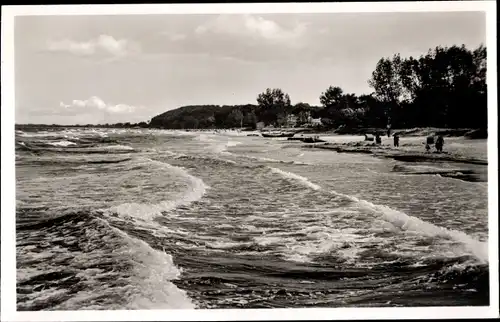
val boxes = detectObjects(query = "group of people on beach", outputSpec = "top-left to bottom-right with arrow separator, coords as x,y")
367,131 -> 444,152
426,135 -> 445,153
369,131 -> 399,147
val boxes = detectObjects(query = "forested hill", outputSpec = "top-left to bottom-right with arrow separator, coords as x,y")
150,104 -> 261,129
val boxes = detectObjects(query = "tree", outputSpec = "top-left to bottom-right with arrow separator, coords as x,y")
256,88 -> 292,126
243,111 -> 257,128
184,116 -> 199,129
319,86 -> 344,108
319,87 -> 365,128
293,102 -> 312,125
207,115 -> 216,128
227,109 -> 244,128
368,54 -> 405,126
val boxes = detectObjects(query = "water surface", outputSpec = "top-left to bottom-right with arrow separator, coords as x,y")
15,128 -> 489,310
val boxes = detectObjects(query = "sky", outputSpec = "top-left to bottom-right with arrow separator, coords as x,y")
14,11 -> 486,125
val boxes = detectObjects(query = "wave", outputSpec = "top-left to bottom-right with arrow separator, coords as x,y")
268,166 -> 488,263
100,221 -> 195,309
16,131 -> 63,138
103,145 -> 134,151
226,141 -> 242,147
46,140 -> 77,147
232,154 -> 310,165
269,167 -> 321,191
15,140 -> 133,155
346,196 -> 488,263
195,134 -> 244,155
17,213 -> 195,310
104,158 -> 208,223
87,157 -> 132,164
163,150 -> 188,159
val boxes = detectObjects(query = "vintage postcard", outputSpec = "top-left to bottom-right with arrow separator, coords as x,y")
1,2 -> 498,321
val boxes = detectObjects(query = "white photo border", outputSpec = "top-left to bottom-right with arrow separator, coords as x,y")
1,1 -> 498,321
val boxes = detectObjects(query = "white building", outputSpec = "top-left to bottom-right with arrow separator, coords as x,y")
286,114 -> 298,127
310,118 -> 322,127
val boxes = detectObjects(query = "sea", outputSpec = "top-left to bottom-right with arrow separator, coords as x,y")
14,127 -> 489,310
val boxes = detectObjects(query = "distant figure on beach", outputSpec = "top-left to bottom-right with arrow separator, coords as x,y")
425,143 -> 431,152
375,134 -> 382,144
393,133 -> 399,147
435,135 -> 444,152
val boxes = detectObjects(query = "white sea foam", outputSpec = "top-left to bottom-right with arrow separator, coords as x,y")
269,167 -> 321,191
106,158 -> 208,223
38,221 -> 196,310
161,150 -> 188,159
195,133 -> 216,143
226,141 -> 242,147
217,158 -> 237,164
17,131 -> 61,138
108,225 -> 195,309
259,157 -> 286,163
47,140 -> 77,147
104,145 -> 134,151
268,166 -> 488,263
348,196 -> 489,263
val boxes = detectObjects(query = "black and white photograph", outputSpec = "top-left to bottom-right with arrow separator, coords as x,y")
1,2 -> 498,321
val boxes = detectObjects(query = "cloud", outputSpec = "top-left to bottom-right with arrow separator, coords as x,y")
60,96 -> 138,114
160,31 -> 187,41
195,15 -> 307,42
47,35 -> 140,57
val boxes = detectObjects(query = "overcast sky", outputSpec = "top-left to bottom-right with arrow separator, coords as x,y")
15,12 -> 486,125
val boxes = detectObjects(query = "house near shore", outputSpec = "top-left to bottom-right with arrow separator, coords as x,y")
305,116 -> 322,127
286,114 -> 298,128
256,122 -> 266,130
312,118 -> 322,126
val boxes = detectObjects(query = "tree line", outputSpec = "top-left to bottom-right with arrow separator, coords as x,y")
149,44 -> 486,131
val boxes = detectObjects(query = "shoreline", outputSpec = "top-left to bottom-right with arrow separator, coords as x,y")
289,127 -> 487,139
303,142 -> 488,165
301,142 -> 487,183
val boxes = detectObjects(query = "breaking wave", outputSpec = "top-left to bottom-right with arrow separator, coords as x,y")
104,158 -> 209,223
268,166 -> 488,263
46,140 -> 77,147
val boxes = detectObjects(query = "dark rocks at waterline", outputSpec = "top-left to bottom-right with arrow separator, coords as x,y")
391,165 -> 486,183
464,129 -> 488,139
287,137 -> 326,143
390,154 -> 488,166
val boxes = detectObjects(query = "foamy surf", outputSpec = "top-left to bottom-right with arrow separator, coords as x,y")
105,223 -> 195,309
105,158 -> 208,223
104,145 -> 134,151
268,166 -> 488,263
48,219 -> 195,310
47,140 -> 77,147
269,167 -> 321,191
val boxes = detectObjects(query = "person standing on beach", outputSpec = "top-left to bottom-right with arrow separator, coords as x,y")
393,133 -> 400,147
375,134 -> 382,144
435,135 -> 444,152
